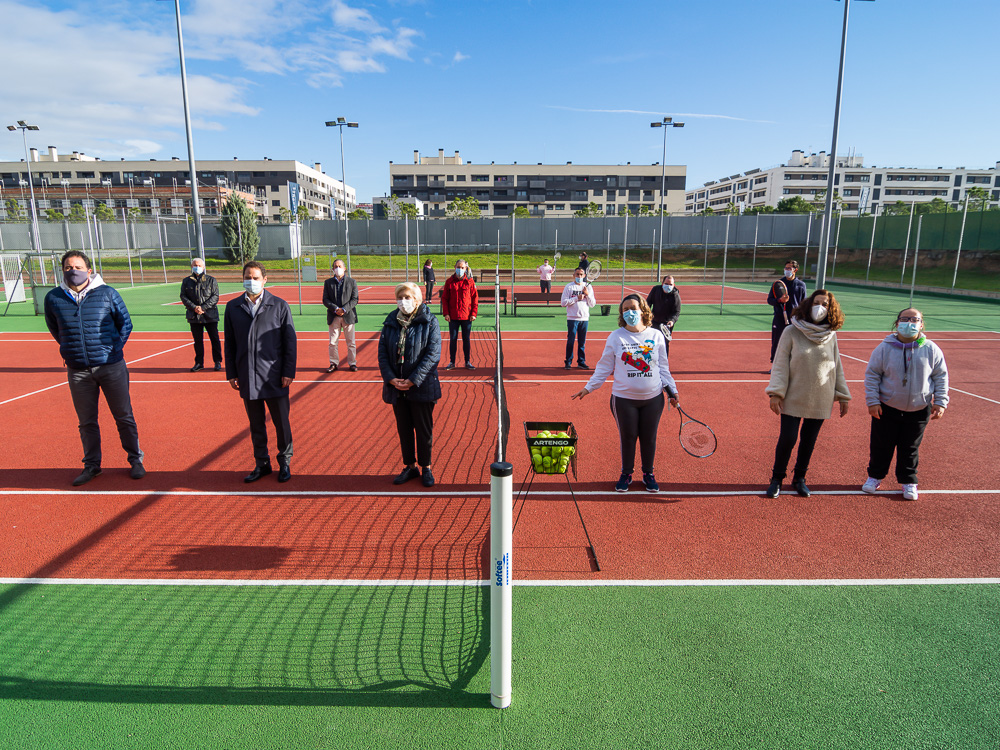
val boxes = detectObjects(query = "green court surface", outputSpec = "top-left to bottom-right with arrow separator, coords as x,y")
2,280 -> 998,334
0,584 -> 997,750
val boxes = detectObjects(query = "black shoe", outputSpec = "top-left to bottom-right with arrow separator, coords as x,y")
465,362 -> 475,370
277,463 -> 291,483
214,362 -> 222,371
129,463 -> 146,480
190,363 -> 204,372
72,467 -> 102,486
349,364 -> 358,372
445,362 -> 456,371
765,480 -> 781,498
564,362 -> 572,370
327,364 -> 338,373
244,464 -> 273,483
792,478 -> 811,497
577,363 -> 590,370
393,466 -> 421,485
421,467 -> 435,487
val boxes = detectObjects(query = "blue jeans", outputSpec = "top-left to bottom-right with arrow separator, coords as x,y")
565,319 -> 588,365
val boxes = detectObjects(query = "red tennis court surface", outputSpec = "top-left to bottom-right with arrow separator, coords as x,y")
161,283 -> 768,306
2,330 -> 998,583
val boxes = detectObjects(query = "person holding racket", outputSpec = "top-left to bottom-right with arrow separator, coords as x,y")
767,260 -> 807,369
572,294 -> 679,493
561,266 -> 597,369
764,289 -> 851,498
646,274 -> 681,355
861,308 -> 949,501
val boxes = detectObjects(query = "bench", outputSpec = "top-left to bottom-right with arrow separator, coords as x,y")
479,269 -> 515,283
477,287 -> 508,315
511,291 -> 562,316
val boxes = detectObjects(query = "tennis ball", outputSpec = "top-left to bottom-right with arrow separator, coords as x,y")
541,447 -> 551,457
556,431 -> 568,438
566,446 -> 576,456
542,457 -> 552,468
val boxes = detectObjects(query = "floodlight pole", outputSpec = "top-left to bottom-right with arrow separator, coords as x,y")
7,122 -> 43,253
650,117 -> 684,282
326,118 -> 359,274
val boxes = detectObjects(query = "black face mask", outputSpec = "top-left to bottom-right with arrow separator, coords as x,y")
64,268 -> 89,287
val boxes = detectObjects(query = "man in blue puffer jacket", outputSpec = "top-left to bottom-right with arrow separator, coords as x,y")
44,251 -> 144,486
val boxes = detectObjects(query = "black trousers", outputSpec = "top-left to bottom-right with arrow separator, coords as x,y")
392,399 -> 435,467
771,414 -> 824,481
244,395 -> 293,466
190,320 -> 222,366
448,319 -> 473,364
539,280 -> 551,293
67,359 -> 143,469
868,403 -> 931,484
610,393 -> 665,475
770,317 -> 789,362
425,281 -> 434,301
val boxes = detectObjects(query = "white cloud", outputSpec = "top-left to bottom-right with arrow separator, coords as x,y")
452,51 -> 470,64
546,105 -> 774,124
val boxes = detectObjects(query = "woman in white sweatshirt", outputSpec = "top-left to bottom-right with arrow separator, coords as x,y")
572,294 -> 679,493
764,289 -> 851,498
862,308 -> 948,501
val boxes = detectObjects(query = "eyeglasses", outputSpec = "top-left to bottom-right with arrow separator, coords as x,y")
898,316 -> 922,323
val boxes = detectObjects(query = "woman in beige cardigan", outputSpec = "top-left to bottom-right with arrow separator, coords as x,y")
764,289 -> 851,498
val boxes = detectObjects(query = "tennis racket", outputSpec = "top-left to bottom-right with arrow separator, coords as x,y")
553,251 -> 561,264
584,259 -> 602,290
771,279 -> 789,324
676,405 -> 717,458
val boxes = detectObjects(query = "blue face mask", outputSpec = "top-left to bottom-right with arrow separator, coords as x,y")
662,284 -> 673,293
897,321 -> 920,338
623,309 -> 641,327
455,268 -> 464,278
192,266 -> 204,275
243,278 -> 263,295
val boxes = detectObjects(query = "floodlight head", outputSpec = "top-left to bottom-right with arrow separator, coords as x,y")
6,126 -> 14,131
663,117 -> 672,124
325,121 -> 336,127
17,120 -> 27,126
337,117 -> 346,123
347,122 -> 358,128
674,122 -> 685,128
650,122 -> 661,128
28,126 -> 39,131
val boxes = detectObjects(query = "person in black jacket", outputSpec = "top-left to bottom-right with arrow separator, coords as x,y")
179,257 -> 222,372
378,282 -> 442,488
423,259 -> 436,301
44,250 -> 144,486
645,275 -> 681,355
321,258 -> 359,372
767,260 -> 808,367
224,261 -> 298,483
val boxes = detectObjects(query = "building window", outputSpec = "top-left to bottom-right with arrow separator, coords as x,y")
593,189 -> 603,197
573,190 -> 587,199
472,175 -> 489,182
455,175 -> 466,182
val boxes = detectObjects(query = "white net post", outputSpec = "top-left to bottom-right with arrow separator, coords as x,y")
490,460 -> 513,709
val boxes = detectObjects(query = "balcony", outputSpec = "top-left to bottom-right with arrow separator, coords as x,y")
529,180 -> 546,189
429,180 -> 445,188
529,193 -> 546,203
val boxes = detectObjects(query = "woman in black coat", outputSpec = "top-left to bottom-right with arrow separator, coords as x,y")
378,282 -> 443,487
422,259 -> 436,301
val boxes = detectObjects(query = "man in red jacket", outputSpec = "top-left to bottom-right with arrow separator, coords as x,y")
440,259 -> 479,370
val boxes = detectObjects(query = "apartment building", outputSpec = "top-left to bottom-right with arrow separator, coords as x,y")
0,146 -> 355,222
685,150 -> 1000,215
389,149 -> 686,218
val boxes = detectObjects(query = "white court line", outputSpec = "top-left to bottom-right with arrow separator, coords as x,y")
0,577 -> 996,588
1,488 -> 996,499
840,352 -> 1000,405
0,343 -> 193,406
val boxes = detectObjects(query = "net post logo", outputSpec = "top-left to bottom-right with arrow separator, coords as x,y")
494,552 -> 509,587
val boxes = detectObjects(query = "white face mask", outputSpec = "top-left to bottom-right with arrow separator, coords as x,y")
784,269 -> 794,279
662,284 -> 673,293
575,276 -> 586,286
334,267 -> 345,278
811,305 -> 828,322
397,297 -> 417,315
192,266 -> 204,275
243,278 -> 263,296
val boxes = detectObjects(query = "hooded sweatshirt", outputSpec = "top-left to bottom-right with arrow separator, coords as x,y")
864,333 -> 949,412
766,317 -> 851,420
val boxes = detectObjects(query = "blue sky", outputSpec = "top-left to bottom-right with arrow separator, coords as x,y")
2,0 -> 998,203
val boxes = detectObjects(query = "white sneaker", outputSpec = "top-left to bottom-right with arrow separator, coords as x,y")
861,477 -> 881,494
902,484 -> 919,501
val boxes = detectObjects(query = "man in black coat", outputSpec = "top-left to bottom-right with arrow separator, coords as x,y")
766,259 -> 808,366
224,261 -> 298,483
179,257 -> 222,372
321,258 -> 359,372
646,274 -> 682,355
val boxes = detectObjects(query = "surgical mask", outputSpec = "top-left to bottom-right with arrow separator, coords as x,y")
63,268 -> 89,287
623,309 -> 641,327
243,278 -> 263,295
397,297 -> 417,315
662,284 -> 673,293
192,266 -> 204,275
575,277 -> 586,285
897,321 -> 920,338
334,267 -> 345,278
811,305 -> 828,322
784,269 -> 794,279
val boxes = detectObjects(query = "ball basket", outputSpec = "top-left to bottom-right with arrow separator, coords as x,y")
524,421 -> 578,478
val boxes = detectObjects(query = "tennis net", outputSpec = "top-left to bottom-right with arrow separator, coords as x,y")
492,266 -> 511,464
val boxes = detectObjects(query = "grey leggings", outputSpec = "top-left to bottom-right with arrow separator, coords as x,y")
610,392 -> 665,475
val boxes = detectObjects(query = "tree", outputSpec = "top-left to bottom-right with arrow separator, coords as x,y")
697,207 -> 714,216
45,208 -> 65,222
813,189 -> 842,212
277,206 -> 293,223
512,206 -> 531,219
638,205 -> 653,217
775,196 -> 816,214
446,195 -> 481,219
924,197 -> 955,214
347,208 -> 369,220
4,198 -> 24,222
221,193 -> 260,264
399,202 -> 419,219
882,201 -> 912,217
745,204 -> 775,215
966,186 -> 990,212
721,202 -> 740,215
296,204 -> 311,222
573,201 -> 603,218
94,202 -> 116,222
67,204 -> 88,222
618,206 -> 634,218
127,207 -> 143,222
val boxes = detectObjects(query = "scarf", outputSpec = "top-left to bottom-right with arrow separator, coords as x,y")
790,316 -> 834,345
396,309 -> 415,365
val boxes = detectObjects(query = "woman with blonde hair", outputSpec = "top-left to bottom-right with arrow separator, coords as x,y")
572,294 -> 678,493
377,282 -> 442,487
764,289 -> 851,498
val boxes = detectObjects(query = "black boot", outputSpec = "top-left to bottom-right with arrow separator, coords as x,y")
792,477 -> 810,497
765,479 -> 781,498
277,459 -> 291,483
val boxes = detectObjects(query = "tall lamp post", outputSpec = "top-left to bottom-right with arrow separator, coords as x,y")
815,0 -> 873,291
650,117 -> 684,281
325,118 -> 358,273
6,121 -> 42,252
159,0 -> 205,259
